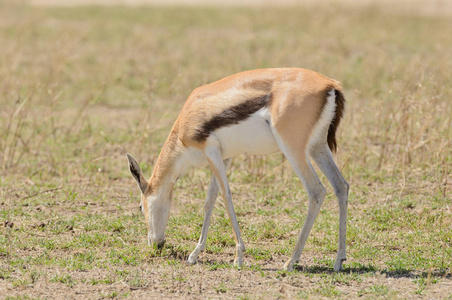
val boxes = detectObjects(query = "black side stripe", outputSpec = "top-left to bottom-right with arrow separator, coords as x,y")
193,93 -> 272,142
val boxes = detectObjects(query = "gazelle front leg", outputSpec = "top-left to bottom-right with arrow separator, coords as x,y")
204,144 -> 245,267
187,159 -> 232,265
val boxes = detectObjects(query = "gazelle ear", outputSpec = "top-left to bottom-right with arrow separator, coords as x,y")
126,153 -> 148,194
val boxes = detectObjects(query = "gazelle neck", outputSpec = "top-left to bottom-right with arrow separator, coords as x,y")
149,130 -> 185,191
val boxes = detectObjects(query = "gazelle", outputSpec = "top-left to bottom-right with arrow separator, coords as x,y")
126,68 -> 349,272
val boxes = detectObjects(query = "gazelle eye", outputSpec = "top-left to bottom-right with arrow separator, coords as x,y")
139,204 -> 142,212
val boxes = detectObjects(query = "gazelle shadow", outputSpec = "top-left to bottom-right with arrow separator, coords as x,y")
151,246 -> 450,281
294,264 -> 450,279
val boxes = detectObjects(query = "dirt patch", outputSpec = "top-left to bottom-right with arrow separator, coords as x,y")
2,256 -> 452,299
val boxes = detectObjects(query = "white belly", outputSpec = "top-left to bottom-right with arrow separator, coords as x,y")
213,108 -> 279,159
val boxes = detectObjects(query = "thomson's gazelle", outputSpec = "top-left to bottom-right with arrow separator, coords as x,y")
126,68 -> 349,271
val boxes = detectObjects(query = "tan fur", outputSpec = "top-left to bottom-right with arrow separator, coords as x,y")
269,70 -> 338,169
141,194 -> 150,232
149,68 -> 341,189
148,124 -> 183,191
177,69 -> 281,148
271,91 -> 327,171
176,68 -> 340,153
130,68 -> 348,270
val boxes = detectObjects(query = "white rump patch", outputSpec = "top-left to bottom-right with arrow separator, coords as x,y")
308,89 -> 336,152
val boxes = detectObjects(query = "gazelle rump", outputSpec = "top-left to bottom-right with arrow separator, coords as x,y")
126,68 -> 349,272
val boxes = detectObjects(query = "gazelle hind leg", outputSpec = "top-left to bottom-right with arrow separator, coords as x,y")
271,131 -> 326,271
310,144 -> 349,271
283,159 -> 326,272
203,143 -> 245,267
187,159 -> 231,264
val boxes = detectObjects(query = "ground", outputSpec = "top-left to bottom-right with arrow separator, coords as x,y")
0,0 -> 451,299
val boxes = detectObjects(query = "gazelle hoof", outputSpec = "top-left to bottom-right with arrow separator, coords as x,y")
333,258 -> 346,272
234,251 -> 243,268
233,245 -> 245,268
283,259 -> 294,272
234,257 -> 243,268
186,255 -> 198,265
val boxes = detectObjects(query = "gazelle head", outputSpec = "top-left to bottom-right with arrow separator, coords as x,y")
126,153 -> 172,248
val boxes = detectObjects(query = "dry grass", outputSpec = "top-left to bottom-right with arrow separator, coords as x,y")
0,1 -> 451,299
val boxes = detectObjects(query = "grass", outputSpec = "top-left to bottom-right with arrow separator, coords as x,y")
50,274 -> 76,287
0,1 -> 451,298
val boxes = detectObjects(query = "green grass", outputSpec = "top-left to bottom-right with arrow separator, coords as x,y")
0,1 -> 451,298
50,274 -> 76,287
